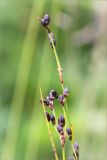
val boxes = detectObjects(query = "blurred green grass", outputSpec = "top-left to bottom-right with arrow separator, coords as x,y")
0,0 -> 107,159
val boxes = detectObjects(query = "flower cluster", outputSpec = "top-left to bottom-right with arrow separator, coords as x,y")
40,14 -> 50,28
45,111 -> 56,125
40,87 -> 69,109
40,87 -> 71,147
57,115 -> 65,147
40,86 -> 79,159
40,14 -> 56,47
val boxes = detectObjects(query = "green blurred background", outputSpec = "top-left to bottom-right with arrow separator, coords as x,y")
0,0 -> 107,159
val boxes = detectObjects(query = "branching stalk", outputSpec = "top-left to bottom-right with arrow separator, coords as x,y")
40,87 -> 58,160
50,34 -> 77,160
52,109 -> 66,160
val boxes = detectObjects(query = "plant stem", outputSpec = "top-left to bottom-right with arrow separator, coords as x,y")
50,34 -> 77,158
40,87 -> 58,160
50,34 -> 70,125
62,146 -> 66,160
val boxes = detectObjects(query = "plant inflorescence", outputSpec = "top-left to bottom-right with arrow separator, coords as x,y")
39,14 -> 79,160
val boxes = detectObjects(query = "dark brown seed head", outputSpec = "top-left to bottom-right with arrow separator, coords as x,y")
66,128 -> 72,135
40,18 -> 46,27
58,95 -> 65,106
58,115 -> 65,127
40,98 -> 49,106
40,14 -> 50,28
73,142 -> 79,159
50,114 -> 56,125
50,90 -> 58,99
74,142 -> 79,150
47,95 -> 54,101
44,14 -> 50,25
66,128 -> 72,140
57,125 -> 63,134
45,112 -> 50,122
48,100 -> 54,110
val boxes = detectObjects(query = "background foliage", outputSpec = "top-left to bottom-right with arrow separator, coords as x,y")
0,0 -> 107,159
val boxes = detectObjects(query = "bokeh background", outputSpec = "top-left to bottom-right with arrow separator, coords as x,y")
0,0 -> 107,159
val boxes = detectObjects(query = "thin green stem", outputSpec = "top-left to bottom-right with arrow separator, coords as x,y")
62,146 -> 66,160
40,87 -> 58,160
50,34 -> 77,157
65,101 -> 71,127
70,124 -> 74,144
49,33 -> 64,85
62,107 -> 67,128
50,34 -> 70,125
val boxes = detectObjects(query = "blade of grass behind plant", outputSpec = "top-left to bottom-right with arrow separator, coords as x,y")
24,1 -> 64,159
1,0 -> 39,159
24,5 -> 54,160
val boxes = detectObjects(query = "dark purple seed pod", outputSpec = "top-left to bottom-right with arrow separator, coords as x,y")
40,98 -> 49,106
63,87 -> 69,97
58,115 -> 65,127
73,142 -> 79,159
57,125 -> 63,133
74,142 -> 79,150
58,95 -> 65,106
45,112 -> 50,122
48,100 -> 54,110
47,95 -> 54,101
50,90 -> 58,99
40,18 -> 47,27
44,14 -> 50,25
48,32 -> 56,46
66,128 -> 72,140
50,114 -> 55,125
66,128 -> 72,136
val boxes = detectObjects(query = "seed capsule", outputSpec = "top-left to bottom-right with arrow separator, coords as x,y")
57,125 -> 63,133
40,18 -> 47,27
50,90 -> 58,99
74,142 -> 79,150
73,142 -> 79,159
66,128 -> 72,140
48,32 -> 56,46
40,14 -> 50,28
58,115 -> 65,127
50,114 -> 56,125
45,112 -> 50,122
47,95 -> 54,101
45,96 -> 54,110
48,100 -> 54,110
63,87 -> 69,97
44,14 -> 50,25
66,128 -> 72,135
40,98 -> 49,106
58,95 -> 65,106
